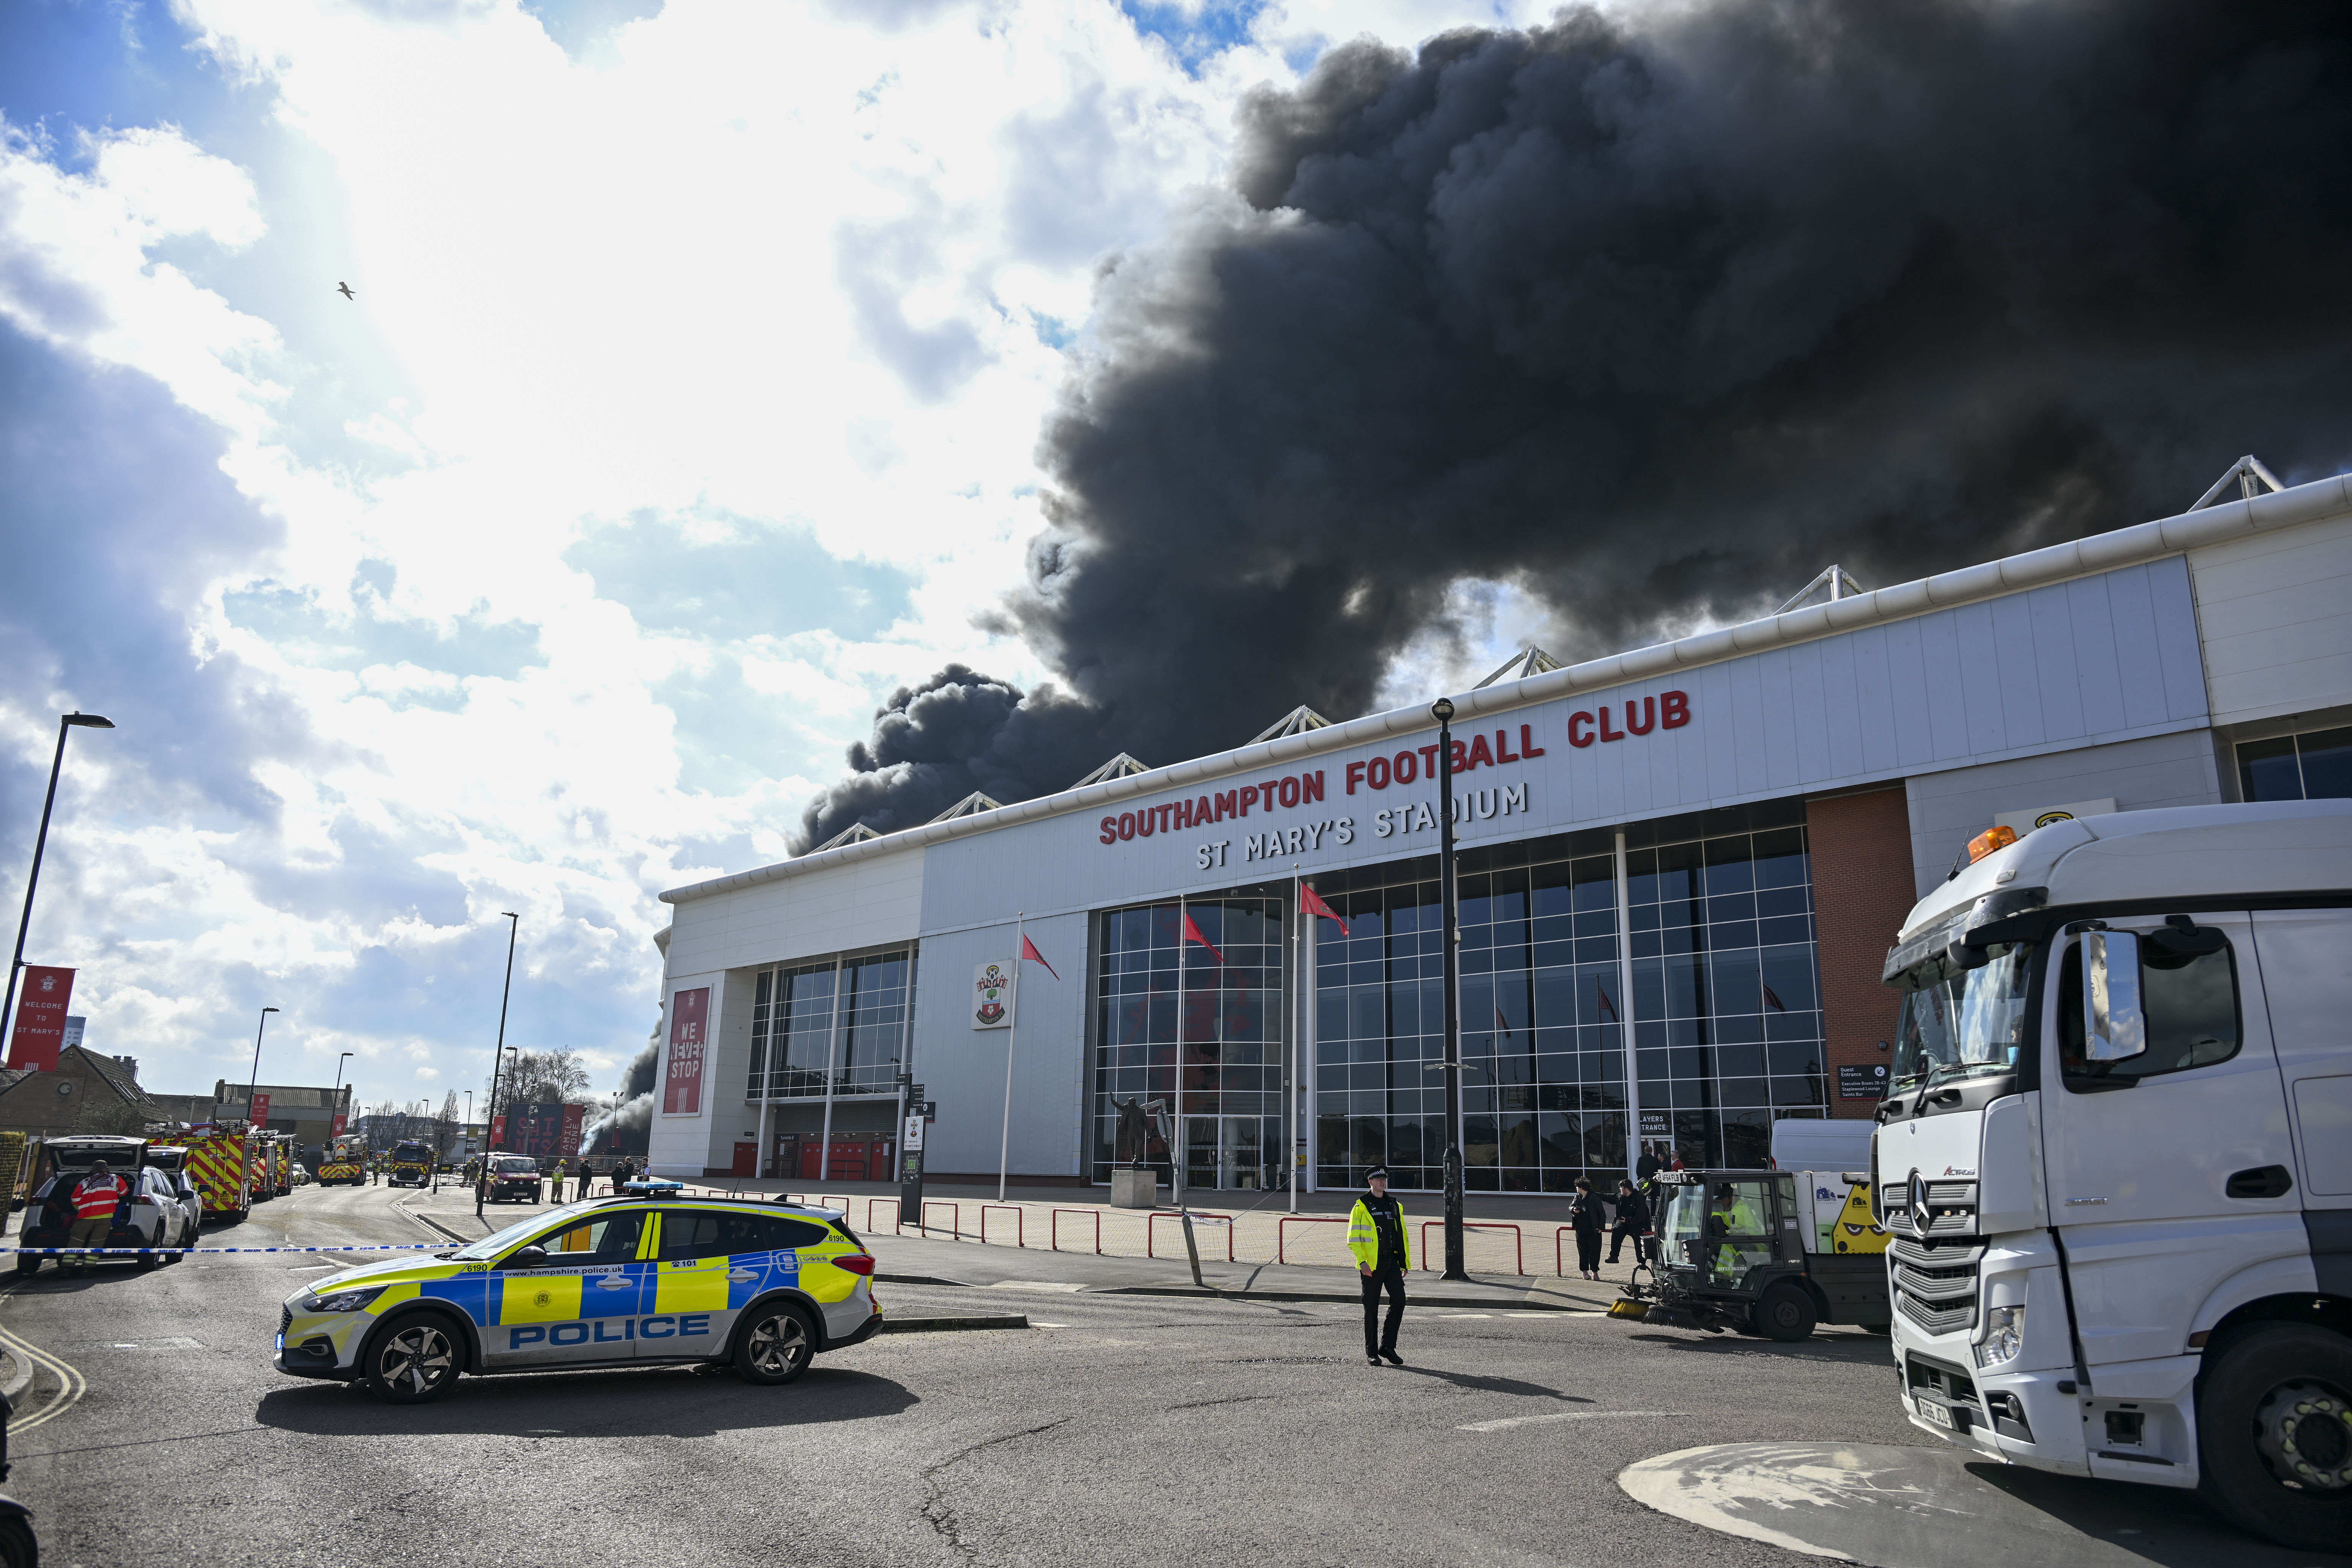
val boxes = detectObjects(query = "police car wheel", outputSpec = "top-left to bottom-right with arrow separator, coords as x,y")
734,1304 -> 816,1385
365,1316 -> 461,1404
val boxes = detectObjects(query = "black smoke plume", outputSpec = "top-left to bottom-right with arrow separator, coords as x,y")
800,0 -> 2352,849
583,1037 -> 659,1157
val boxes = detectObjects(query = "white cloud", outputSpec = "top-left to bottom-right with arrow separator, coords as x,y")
0,0 -> 1547,1102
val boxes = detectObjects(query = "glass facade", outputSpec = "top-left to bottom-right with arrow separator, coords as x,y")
748,948 -> 914,1101
1089,898 -> 1287,1188
2237,725 -> 2352,802
1309,803 -> 1825,1191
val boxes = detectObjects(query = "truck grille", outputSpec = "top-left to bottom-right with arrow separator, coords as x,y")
1879,1179 -> 1979,1239
1890,1236 -> 1985,1335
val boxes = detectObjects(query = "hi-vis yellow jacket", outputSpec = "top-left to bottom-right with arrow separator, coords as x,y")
1347,1198 -> 1412,1272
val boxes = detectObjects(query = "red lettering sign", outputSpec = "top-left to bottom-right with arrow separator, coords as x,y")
558,1102 -> 586,1159
250,1093 -> 271,1128
663,986 -> 710,1115
6,965 -> 73,1072
490,1114 -> 507,1149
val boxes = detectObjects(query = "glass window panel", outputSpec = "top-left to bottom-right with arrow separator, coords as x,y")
2237,735 -> 2303,801
1653,841 -> 1703,904
2300,726 -> 2352,799
1758,945 -> 1819,1015
1709,950 -> 1762,1018
1623,848 -> 1660,905
1702,835 -> 1756,895
1752,828 -> 1808,887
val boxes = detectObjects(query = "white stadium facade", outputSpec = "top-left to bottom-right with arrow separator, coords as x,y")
646,462 -> 2352,1194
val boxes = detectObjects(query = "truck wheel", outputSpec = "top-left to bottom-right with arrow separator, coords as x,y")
14,1254 -> 36,1278
1755,1283 -> 1818,1343
2198,1325 -> 2352,1551
364,1313 -> 462,1404
734,1301 -> 817,1385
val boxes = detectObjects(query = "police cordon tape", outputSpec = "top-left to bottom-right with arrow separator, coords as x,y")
11,1244 -> 454,1256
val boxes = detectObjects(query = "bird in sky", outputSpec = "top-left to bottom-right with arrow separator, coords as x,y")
337,281 -> 355,299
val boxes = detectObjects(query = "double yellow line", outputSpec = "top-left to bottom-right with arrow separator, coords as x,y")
0,1288 -> 86,1437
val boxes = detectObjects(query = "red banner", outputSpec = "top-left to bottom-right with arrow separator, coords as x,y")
663,986 -> 710,1115
249,1092 -> 272,1128
558,1102 -> 586,1159
6,966 -> 74,1072
329,1112 -> 348,1137
490,1114 -> 507,1149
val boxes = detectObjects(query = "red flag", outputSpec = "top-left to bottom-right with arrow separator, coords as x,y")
1181,911 -> 1223,963
1020,934 -> 1060,981
1763,984 -> 1787,1013
1495,1006 -> 1513,1040
1595,985 -> 1619,1022
1298,884 -> 1348,930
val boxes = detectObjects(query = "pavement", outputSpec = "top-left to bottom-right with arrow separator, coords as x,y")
0,1181 -> 2324,1568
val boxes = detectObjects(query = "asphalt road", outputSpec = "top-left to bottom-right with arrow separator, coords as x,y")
0,1184 -> 2253,1568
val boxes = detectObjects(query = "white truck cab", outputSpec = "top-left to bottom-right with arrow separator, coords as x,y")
1875,799 -> 2351,1551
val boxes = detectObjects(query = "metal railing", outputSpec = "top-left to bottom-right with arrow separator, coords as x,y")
979,1203 -> 1025,1248
1050,1208 -> 1101,1255
1419,1219 -> 1524,1276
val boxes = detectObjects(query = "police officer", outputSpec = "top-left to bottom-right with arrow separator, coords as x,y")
1347,1166 -> 1412,1367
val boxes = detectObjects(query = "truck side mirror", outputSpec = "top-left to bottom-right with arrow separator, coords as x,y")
2083,930 -> 2147,1064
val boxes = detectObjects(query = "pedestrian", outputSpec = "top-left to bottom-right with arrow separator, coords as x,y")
63,1160 -> 129,1276
1608,1178 -> 1652,1268
548,1162 -> 565,1204
1635,1141 -> 1662,1183
1347,1166 -> 1412,1367
1569,1177 -> 1608,1279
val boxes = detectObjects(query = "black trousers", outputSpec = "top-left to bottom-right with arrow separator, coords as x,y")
1361,1267 -> 1406,1355
1607,1225 -> 1649,1265
1575,1229 -> 1604,1271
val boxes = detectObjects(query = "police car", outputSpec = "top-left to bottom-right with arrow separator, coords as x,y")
275,1192 -> 881,1402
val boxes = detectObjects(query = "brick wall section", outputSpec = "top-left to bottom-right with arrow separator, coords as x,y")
1807,787 -> 1919,1119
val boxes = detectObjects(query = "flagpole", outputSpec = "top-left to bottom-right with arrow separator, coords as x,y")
998,912 -> 1023,1203
1614,830 -> 1640,1181
1173,894 -> 1185,1208
1290,869 -> 1301,1214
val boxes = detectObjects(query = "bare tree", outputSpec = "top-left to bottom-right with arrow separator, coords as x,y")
490,1048 -> 595,1110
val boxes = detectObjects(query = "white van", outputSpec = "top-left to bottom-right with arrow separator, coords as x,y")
1768,1116 -> 1873,1175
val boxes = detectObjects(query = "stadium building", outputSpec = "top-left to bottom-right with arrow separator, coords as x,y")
647,463 -> 2352,1191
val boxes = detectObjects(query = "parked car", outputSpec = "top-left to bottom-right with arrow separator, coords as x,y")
141,1147 -> 205,1240
485,1155 -> 543,1205
16,1158 -> 198,1275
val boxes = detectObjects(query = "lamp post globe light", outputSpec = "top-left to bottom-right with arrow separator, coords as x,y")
1430,697 -> 1469,1282
1,711 -> 114,1053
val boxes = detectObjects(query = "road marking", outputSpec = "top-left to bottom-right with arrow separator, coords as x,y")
1459,1409 -> 1688,1433
988,1281 -> 1089,1293
0,1291 -> 87,1437
1032,1322 -> 1070,1329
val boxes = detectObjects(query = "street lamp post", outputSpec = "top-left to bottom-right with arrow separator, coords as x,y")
1432,698 -> 1468,1281
244,1007 -> 281,1128
1,711 -> 114,1054
477,912 -> 519,1219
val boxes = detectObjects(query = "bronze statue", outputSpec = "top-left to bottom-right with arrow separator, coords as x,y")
1113,1096 -> 1154,1168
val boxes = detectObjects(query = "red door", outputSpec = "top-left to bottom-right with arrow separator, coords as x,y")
731,1141 -> 756,1178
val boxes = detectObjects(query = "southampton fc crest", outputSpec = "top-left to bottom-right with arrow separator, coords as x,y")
972,962 -> 1013,1029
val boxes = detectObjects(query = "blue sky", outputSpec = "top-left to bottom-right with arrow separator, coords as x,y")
0,0 -> 1557,1112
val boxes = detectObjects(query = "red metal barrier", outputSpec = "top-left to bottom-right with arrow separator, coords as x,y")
1556,1226 -> 1571,1277
1277,1214 -> 1348,1265
921,1199 -> 961,1238
1148,1209 -> 1234,1261
979,1203 -> 1026,1248
866,1197 -> 904,1235
1419,1220 -> 1525,1276
1050,1207 -> 1101,1255
820,1193 -> 852,1212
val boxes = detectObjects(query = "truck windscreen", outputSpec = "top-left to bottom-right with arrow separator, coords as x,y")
1890,941 -> 2036,1097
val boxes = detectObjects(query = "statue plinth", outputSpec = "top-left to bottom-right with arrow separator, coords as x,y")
1110,1168 -> 1159,1209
